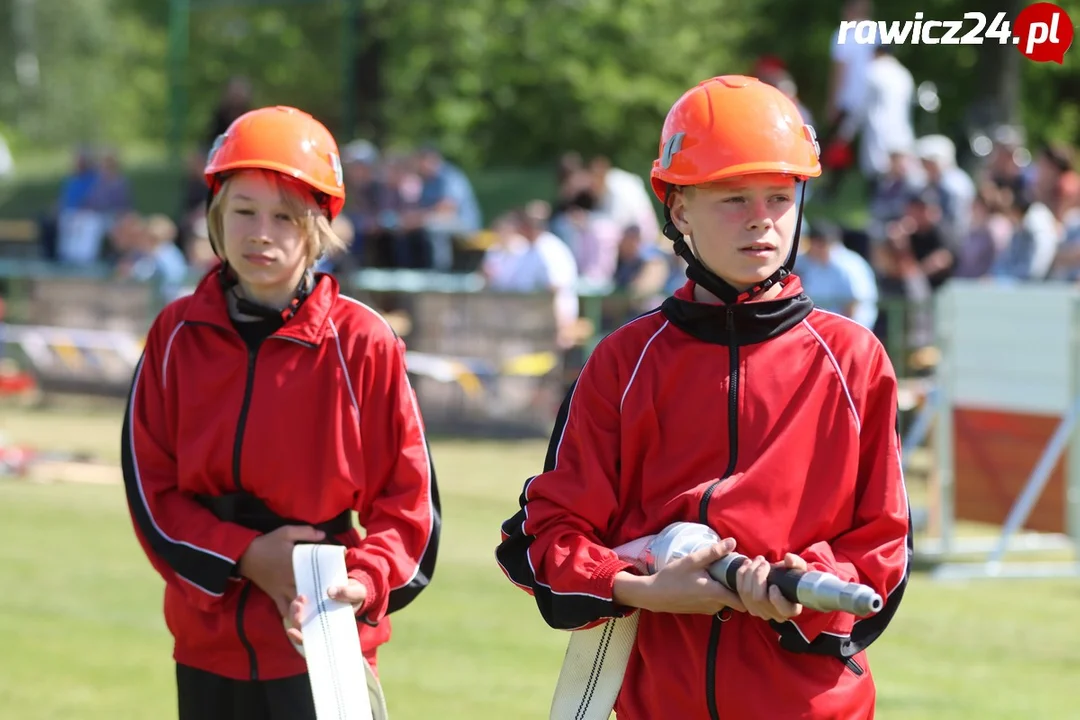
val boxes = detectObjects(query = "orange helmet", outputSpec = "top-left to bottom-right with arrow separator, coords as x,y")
204,105 -> 346,220
650,75 -> 821,203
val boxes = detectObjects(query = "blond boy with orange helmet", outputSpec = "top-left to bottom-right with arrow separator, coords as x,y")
123,106 -> 440,719
497,76 -> 910,719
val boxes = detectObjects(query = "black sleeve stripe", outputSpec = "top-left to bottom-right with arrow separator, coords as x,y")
847,510 -> 914,652
385,441 -> 441,615
497,506 -> 537,591
542,380 -> 576,474
496,479 -> 539,590
121,357 -> 236,597
496,380 -> 623,630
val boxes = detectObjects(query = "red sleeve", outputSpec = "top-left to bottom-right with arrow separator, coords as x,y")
495,340 -> 639,630
121,313 -> 261,612
774,344 -> 912,654
345,328 -> 440,624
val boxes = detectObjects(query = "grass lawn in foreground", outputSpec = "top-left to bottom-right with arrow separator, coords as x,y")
0,405 -> 1077,718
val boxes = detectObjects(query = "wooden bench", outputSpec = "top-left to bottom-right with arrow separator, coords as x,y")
0,219 -> 41,259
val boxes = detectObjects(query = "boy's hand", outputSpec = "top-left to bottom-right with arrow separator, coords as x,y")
237,525 -> 326,617
613,538 -> 746,616
735,553 -> 806,623
285,580 -> 368,646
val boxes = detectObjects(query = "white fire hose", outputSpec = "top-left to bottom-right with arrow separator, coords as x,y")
549,522 -> 883,720
291,544 -> 389,720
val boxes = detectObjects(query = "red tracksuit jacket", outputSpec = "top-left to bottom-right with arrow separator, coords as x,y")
496,277 -> 911,720
122,267 -> 440,681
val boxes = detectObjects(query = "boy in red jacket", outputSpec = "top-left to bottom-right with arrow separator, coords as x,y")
122,106 -> 440,719
496,76 -> 910,720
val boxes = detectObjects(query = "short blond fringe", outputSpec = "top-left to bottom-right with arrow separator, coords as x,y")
206,171 -> 350,266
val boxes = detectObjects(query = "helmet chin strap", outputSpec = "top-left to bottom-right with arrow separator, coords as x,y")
218,263 -> 314,322
663,182 -> 808,304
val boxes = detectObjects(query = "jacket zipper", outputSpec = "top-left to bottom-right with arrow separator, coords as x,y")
699,307 -> 739,720
234,345 -> 260,680
186,322 -> 314,680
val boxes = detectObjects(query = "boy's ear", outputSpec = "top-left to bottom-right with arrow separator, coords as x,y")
669,190 -> 692,237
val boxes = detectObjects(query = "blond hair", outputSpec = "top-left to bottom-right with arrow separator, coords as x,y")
206,170 -> 350,266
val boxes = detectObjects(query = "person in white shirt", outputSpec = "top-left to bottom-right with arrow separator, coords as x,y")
588,156 -> 661,247
859,47 -> 916,188
481,212 -> 528,285
827,0 -> 876,134
822,0 -> 877,197
991,192 -> 1062,281
483,201 -> 580,347
916,134 -> 976,242
797,219 -> 880,330
0,131 -> 13,183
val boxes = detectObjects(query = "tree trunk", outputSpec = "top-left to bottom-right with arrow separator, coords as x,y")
975,0 -> 1025,128
349,2 -> 385,144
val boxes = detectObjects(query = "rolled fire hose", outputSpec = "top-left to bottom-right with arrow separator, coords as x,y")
291,544 -> 390,720
549,522 -> 884,720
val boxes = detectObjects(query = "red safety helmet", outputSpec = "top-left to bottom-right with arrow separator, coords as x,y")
650,75 -> 821,202
650,76 -> 822,303
204,106 -> 346,220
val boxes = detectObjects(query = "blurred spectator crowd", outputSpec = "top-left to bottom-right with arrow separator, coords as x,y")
31,108 -> 687,352
13,24 -> 1080,374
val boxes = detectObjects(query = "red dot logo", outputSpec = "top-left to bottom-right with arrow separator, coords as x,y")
1013,2 -> 1074,64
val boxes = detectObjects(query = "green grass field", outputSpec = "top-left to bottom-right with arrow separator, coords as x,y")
1,404 -> 1079,719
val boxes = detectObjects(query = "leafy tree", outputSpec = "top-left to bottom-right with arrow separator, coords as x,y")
1,0 -> 1077,173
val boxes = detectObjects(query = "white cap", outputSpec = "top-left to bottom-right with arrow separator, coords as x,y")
341,139 -> 379,166
915,134 -> 956,168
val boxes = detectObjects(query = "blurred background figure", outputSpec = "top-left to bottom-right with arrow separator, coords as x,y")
0,130 -> 13,184
820,0 -> 876,198
916,134 -> 975,243
482,201 -> 579,347
953,186 -> 1014,279
205,75 -> 254,148
116,213 -> 189,302
754,55 -> 811,120
609,224 -> 671,324
586,155 -> 661,248
797,219 -> 879,329
337,138 -> 385,270
859,46 -> 915,194
402,144 -> 482,271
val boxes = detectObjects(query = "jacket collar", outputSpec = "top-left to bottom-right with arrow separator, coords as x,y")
182,263 -> 337,346
660,276 -> 813,346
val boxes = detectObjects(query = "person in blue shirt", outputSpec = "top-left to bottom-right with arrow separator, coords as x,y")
401,144 -> 482,270
797,219 -> 879,329
116,213 -> 191,303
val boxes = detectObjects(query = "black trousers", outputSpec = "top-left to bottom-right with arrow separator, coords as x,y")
176,664 -> 317,720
